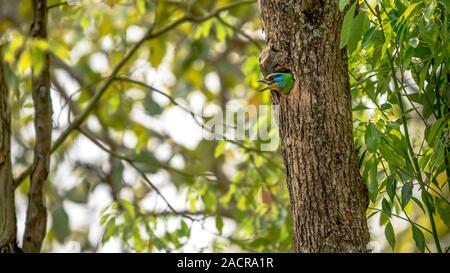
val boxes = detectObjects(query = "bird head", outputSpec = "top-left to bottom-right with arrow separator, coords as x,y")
256,66 -> 294,95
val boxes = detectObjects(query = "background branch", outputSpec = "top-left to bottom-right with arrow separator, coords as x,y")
23,0 -> 51,253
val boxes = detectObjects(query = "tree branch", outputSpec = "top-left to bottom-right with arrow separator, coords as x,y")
0,47 -> 20,253
23,0 -> 51,253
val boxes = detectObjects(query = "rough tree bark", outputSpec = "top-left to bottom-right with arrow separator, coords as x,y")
258,0 -> 370,252
23,0 -> 52,252
0,48 -> 20,253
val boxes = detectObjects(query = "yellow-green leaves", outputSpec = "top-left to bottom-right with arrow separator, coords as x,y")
17,49 -> 31,75
49,41 -> 71,63
3,31 -> 24,64
214,141 -> 226,158
30,39 -> 49,75
195,19 -> 214,39
242,55 -> 261,88
16,39 -> 50,76
400,3 -> 420,22
149,38 -> 166,67
136,0 -> 147,14
194,18 -> 233,42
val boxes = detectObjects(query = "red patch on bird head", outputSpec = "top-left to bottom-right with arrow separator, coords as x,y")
276,66 -> 291,73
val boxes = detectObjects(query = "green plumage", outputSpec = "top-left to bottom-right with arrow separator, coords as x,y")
257,67 -> 294,95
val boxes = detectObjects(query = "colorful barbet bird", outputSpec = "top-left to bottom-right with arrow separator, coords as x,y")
257,67 -> 294,95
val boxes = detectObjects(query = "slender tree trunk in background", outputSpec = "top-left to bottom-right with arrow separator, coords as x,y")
0,48 -> 20,253
23,0 -> 52,252
258,0 -> 370,252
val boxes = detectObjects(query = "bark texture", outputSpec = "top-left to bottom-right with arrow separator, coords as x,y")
23,0 -> 52,252
0,48 -> 20,253
258,0 -> 370,252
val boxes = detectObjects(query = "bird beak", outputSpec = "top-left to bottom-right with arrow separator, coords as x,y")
258,87 -> 270,92
257,79 -> 270,84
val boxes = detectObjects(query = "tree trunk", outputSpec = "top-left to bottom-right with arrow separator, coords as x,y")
23,0 -> 52,252
0,47 -> 20,253
258,0 -> 370,252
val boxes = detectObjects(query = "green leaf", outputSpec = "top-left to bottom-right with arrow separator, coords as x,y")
52,205 -> 70,243
136,0 -> 146,14
439,0 -> 450,13
49,41 -> 70,63
65,183 -> 90,203
412,197 -> 426,213
379,144 -> 404,167
424,0 -> 436,23
380,103 -> 392,110
386,176 -> 397,201
422,191 -> 435,214
214,141 -> 226,158
144,92 -> 163,116
382,198 -> 392,217
215,21 -> 227,42
339,2 -> 357,49
203,190 -> 216,212
348,12 -> 368,53
153,237 -> 166,250
194,19 -> 213,39
365,123 -> 381,153
30,45 -> 45,75
412,225 -> 425,252
400,3 -> 420,21
17,50 -> 31,75
426,117 -> 446,146
385,221 -> 396,250
215,214 -> 224,234
111,161 -> 124,189
131,150 -> 159,174
435,196 -> 450,226
401,182 -> 413,208
149,38 -> 166,67
339,0 -> 350,11
180,221 -> 190,237
366,156 -> 379,203
353,104 -> 370,111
